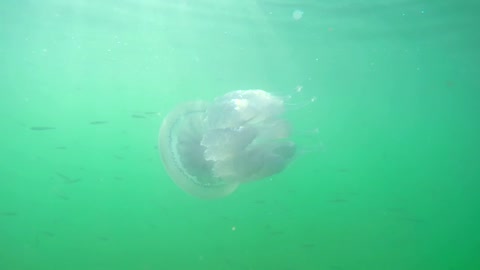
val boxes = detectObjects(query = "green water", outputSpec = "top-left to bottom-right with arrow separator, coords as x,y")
1,0 -> 479,269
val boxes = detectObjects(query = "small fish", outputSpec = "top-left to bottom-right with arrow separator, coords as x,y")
30,126 -> 55,131
131,114 -> 146,119
55,146 -> 67,150
96,236 -> 109,241
89,121 -> 108,125
386,207 -> 405,213
56,172 -> 81,184
40,231 -> 55,237
253,200 -> 266,204
327,198 -> 348,203
56,193 -> 70,200
400,216 -> 423,223
0,211 -> 17,216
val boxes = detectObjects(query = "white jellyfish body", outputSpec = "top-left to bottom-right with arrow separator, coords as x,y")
159,89 -> 296,199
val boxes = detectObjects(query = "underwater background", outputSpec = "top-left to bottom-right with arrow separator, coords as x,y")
1,0 -> 479,269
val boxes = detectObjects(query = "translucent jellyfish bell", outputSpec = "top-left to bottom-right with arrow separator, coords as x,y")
159,89 -> 296,199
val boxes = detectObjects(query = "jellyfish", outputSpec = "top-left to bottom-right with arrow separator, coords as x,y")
159,89 -> 297,199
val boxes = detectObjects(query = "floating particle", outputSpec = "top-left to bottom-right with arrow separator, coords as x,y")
293,9 -> 304,20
